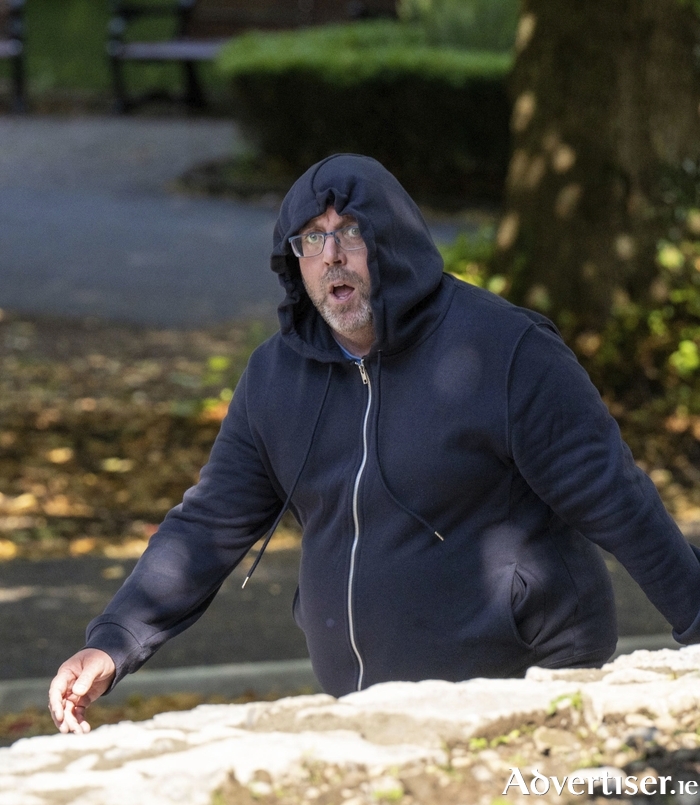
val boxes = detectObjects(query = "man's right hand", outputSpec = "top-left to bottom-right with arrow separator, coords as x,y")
48,648 -> 116,734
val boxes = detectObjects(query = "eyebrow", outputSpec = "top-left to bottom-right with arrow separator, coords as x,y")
299,216 -> 357,234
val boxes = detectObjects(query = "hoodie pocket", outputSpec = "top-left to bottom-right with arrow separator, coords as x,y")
509,564 -> 545,649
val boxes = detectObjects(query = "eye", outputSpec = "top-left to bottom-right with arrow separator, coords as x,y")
303,232 -> 322,245
345,226 -> 362,240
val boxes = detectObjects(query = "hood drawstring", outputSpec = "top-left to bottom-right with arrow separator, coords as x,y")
242,364 -> 334,588
373,352 -> 444,542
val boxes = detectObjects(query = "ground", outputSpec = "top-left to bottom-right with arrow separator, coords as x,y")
0,308 -> 288,561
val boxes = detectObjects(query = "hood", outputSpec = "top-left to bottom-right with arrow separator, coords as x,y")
271,154 -> 446,361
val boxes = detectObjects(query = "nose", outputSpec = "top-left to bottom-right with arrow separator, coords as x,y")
322,232 -> 344,264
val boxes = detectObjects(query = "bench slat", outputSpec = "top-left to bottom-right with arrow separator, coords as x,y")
113,38 -> 228,61
0,38 -> 21,58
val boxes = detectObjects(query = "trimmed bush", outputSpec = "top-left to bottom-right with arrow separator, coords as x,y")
217,21 -> 512,206
398,0 -> 520,50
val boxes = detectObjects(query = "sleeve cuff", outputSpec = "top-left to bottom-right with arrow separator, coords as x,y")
84,616 -> 151,692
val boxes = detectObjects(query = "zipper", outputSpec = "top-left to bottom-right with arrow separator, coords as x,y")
348,358 -> 371,691
358,361 -> 369,385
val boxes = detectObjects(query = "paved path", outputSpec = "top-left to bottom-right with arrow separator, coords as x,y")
0,551 -> 308,681
0,115 -> 462,328
0,116 -> 282,326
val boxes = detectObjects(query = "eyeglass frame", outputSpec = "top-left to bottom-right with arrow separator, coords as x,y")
288,224 -> 366,258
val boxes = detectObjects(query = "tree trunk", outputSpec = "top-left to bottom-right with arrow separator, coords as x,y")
495,0 -> 700,334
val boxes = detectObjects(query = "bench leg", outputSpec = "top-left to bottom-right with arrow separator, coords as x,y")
109,56 -> 206,113
182,60 -> 205,110
12,53 -> 26,113
110,56 -> 131,114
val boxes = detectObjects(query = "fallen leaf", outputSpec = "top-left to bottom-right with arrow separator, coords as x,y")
0,540 -> 18,561
69,537 -> 98,556
46,447 -> 74,464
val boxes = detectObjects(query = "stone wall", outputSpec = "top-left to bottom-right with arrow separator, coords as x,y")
2,646 -> 700,805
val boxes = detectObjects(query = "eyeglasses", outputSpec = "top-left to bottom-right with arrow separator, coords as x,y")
289,224 -> 366,258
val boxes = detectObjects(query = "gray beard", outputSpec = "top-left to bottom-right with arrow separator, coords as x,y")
302,267 -> 374,338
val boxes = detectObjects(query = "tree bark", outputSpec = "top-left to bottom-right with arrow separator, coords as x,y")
496,0 -> 700,334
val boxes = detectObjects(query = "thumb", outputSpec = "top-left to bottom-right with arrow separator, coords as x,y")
72,669 -> 98,698
72,678 -> 89,696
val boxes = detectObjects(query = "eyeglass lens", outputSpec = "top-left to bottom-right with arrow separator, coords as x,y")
291,225 -> 365,257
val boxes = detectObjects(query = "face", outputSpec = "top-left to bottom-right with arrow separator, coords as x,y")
296,207 -> 374,350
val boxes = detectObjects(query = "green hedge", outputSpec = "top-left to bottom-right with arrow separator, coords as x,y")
217,21 -> 512,206
218,21 -> 511,83
398,0 -> 519,50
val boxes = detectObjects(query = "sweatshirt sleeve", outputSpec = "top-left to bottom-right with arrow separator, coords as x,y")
508,322 -> 700,643
84,368 -> 283,687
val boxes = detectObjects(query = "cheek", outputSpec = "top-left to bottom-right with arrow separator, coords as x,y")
299,262 -> 323,291
348,255 -> 371,285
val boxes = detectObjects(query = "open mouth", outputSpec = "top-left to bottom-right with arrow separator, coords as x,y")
330,283 -> 355,302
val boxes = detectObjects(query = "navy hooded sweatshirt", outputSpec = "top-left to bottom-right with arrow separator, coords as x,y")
86,154 -> 700,697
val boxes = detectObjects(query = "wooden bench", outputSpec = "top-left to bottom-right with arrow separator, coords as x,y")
0,0 -> 25,112
107,0 -> 397,112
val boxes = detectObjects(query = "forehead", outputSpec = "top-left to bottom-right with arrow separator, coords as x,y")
299,207 -> 357,233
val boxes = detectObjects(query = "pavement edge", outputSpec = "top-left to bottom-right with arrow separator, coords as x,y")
0,635 -> 681,714
0,657 -> 320,714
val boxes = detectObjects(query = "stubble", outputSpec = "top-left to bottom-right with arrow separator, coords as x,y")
302,266 -> 374,337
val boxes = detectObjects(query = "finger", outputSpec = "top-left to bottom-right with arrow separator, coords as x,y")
57,700 -> 76,734
48,695 -> 64,730
73,706 -> 92,734
48,670 -> 76,727
62,700 -> 81,735
61,700 -> 91,735
49,702 -> 64,732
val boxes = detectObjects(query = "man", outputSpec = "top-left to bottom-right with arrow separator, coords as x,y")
50,154 -> 700,734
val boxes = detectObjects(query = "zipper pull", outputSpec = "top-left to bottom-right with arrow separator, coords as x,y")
357,360 -> 369,385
